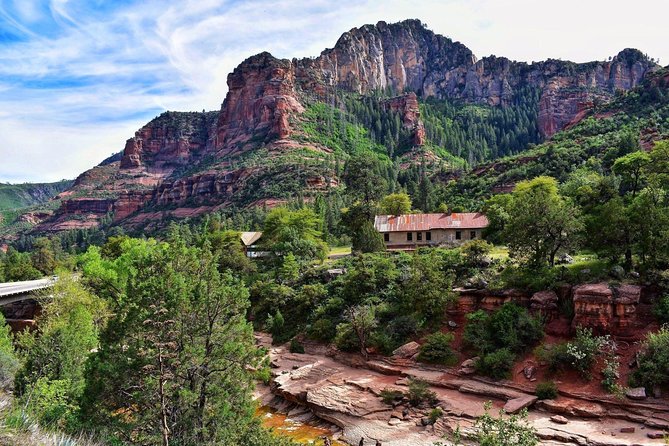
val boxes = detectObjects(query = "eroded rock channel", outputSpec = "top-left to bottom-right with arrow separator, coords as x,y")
255,333 -> 668,446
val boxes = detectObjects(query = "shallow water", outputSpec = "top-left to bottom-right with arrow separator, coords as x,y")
257,405 -> 348,445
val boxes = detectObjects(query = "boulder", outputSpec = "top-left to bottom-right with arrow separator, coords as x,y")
648,432 -> 665,439
530,290 -> 559,320
522,365 -> 537,380
626,387 -> 647,401
558,254 -> 574,264
572,283 -> 641,335
610,265 -> 625,279
536,398 -> 606,418
458,358 -> 479,376
550,415 -> 569,425
392,342 -> 421,359
503,396 -> 538,414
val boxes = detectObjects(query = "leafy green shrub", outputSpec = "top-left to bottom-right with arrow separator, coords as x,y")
463,304 -> 543,356
418,332 -> 457,365
476,348 -> 515,380
266,310 -> 286,343
630,326 -> 669,390
370,330 -> 396,355
534,342 -> 571,373
468,402 -> 538,446
0,313 -> 18,388
460,239 -> 493,267
653,294 -> 669,324
428,408 -> 444,425
380,388 -> 404,405
307,318 -> 337,342
407,378 -> 437,407
28,377 -> 76,428
499,265 -> 559,293
334,322 -> 359,352
566,327 -> 607,380
387,315 -> 419,345
601,357 -> 620,393
535,381 -> 558,400
289,339 -> 305,354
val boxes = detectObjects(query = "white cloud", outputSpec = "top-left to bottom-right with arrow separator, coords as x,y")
0,0 -> 667,182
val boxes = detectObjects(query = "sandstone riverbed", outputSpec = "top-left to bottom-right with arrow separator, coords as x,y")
256,333 -> 669,446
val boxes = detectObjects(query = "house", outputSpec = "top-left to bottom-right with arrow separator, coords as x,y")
374,212 -> 489,250
240,231 -> 264,257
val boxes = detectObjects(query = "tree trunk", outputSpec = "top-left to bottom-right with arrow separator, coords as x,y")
158,347 -> 170,446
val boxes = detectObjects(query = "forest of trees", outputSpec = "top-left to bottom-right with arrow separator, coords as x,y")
0,68 -> 668,446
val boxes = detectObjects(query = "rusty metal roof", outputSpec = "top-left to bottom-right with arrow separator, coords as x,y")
374,213 -> 488,232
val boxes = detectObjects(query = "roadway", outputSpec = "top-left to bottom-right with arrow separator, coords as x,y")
0,277 -> 56,306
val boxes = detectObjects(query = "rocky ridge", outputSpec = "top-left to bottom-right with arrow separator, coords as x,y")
258,333 -> 669,446
18,20 -> 659,235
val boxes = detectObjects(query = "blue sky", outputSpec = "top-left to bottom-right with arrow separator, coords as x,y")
1,0 -> 667,183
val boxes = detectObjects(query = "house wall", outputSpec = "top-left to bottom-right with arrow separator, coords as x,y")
382,228 -> 483,249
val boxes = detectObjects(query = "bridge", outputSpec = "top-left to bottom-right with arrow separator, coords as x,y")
0,277 -> 56,306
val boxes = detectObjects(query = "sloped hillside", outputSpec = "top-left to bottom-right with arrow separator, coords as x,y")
3,19 -> 660,239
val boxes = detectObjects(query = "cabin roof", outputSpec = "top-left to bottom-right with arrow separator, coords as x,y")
240,231 -> 263,246
374,213 -> 488,232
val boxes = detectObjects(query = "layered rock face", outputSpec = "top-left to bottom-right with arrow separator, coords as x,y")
120,111 -> 218,170
571,283 -> 642,335
295,21 -> 655,137
24,20 -> 658,234
215,52 -> 304,153
381,92 -> 426,146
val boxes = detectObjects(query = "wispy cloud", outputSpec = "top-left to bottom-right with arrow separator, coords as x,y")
0,0 -> 667,182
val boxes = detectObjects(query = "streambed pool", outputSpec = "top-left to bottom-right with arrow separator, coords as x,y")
257,405 -> 347,445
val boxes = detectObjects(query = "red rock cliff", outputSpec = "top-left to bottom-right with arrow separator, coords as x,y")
215,52 -> 304,153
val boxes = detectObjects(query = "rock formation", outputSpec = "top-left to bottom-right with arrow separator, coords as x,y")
571,283 -> 642,335
18,20 -> 659,235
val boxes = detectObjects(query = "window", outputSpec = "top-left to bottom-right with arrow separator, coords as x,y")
417,232 -> 423,241
455,231 -> 461,240
426,231 -> 432,241
470,231 -> 476,240
407,232 -> 413,241
384,233 -> 389,242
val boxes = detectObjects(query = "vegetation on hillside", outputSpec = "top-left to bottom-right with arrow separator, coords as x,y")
0,180 -> 72,212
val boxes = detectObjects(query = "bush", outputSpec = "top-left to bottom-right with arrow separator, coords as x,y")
369,330 -> 396,356
500,265 -> 559,293
289,339 -> 305,354
334,323 -> 359,352
0,349 -> 18,389
535,342 -> 571,373
630,327 -> 669,390
601,357 -> 620,393
461,240 -> 493,266
418,332 -> 457,365
566,327 -> 607,380
380,388 -> 404,405
266,310 -> 290,344
535,381 -> 558,400
387,315 -> 419,344
307,318 -> 337,342
463,304 -> 544,356
0,313 -> 18,388
28,377 -> 76,428
467,402 -> 539,446
407,378 -> 437,407
428,408 -> 444,425
476,348 -> 515,380
654,294 -> 669,324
